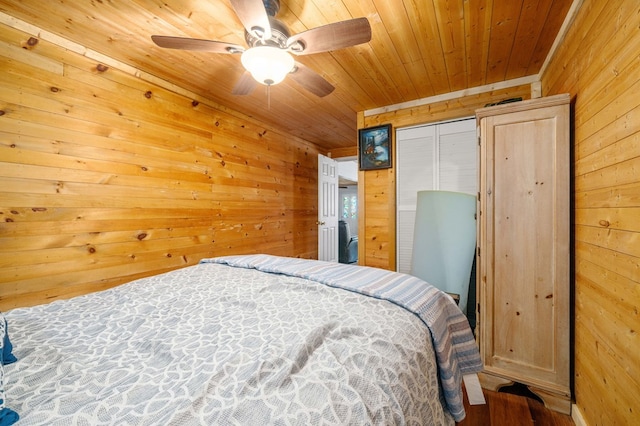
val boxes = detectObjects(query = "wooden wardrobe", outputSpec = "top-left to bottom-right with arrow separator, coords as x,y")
475,94 -> 571,414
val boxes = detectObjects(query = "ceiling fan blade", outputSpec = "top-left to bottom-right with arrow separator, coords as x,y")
232,71 -> 258,95
286,17 -> 371,55
230,0 -> 272,40
151,36 -> 244,53
289,62 -> 335,97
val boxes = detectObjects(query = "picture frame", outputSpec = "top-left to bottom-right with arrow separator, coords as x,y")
358,124 -> 392,170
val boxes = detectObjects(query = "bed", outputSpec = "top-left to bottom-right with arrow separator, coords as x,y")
1,254 -> 482,425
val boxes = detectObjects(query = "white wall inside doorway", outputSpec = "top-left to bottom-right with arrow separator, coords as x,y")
337,159 -> 358,236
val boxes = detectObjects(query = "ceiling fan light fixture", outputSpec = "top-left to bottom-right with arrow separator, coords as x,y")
241,46 -> 294,86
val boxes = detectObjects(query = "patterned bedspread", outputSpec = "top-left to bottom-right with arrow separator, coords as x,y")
5,255 -> 480,425
205,255 -> 483,421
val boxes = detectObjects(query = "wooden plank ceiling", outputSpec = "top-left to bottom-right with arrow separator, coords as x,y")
0,0 -> 573,150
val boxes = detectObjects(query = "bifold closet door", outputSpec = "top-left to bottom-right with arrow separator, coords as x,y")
395,118 -> 477,275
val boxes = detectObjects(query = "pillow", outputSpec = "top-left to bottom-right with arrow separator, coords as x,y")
0,314 -> 18,425
0,367 -> 18,426
0,317 -> 16,366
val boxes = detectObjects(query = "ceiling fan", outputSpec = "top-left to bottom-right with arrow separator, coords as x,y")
151,0 -> 372,98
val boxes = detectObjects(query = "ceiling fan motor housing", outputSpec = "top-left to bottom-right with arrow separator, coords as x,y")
244,0 -> 305,53
245,16 -> 290,49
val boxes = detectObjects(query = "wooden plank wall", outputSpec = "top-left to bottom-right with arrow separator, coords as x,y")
541,0 -> 640,424
0,23 -> 321,310
357,85 -> 532,270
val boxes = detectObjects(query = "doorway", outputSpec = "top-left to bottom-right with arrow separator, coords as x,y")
317,155 -> 359,262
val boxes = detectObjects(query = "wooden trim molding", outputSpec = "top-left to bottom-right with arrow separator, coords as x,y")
571,404 -> 588,426
364,75 -> 539,117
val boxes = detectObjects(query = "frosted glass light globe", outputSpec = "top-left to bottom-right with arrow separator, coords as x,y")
241,46 -> 294,86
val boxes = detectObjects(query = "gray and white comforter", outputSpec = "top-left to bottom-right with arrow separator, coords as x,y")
5,255 -> 481,425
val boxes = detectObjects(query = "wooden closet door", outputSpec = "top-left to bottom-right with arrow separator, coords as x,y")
477,95 -> 570,413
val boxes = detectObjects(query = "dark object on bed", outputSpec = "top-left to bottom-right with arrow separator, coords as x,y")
3,255 -> 481,425
338,220 -> 358,264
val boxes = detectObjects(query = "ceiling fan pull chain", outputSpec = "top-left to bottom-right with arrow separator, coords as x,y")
267,84 -> 271,110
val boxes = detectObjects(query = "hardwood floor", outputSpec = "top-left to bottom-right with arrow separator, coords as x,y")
457,384 -> 575,426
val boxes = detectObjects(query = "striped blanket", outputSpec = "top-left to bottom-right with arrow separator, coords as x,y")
202,254 -> 483,421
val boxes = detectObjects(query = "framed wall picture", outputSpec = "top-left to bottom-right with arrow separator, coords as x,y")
358,124 -> 392,170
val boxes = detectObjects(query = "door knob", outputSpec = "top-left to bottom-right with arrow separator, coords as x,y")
316,221 -> 326,225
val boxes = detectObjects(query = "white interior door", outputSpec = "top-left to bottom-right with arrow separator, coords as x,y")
318,154 -> 338,261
